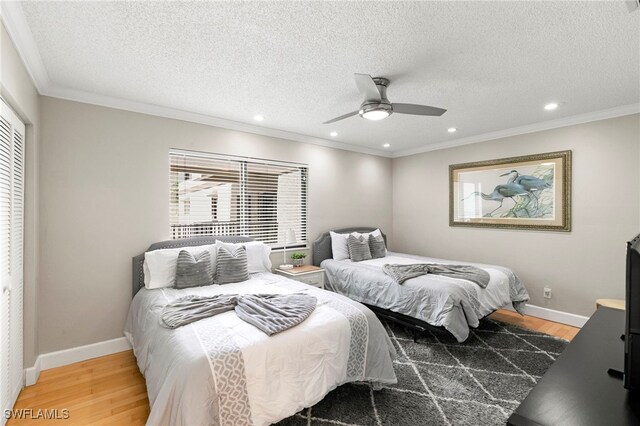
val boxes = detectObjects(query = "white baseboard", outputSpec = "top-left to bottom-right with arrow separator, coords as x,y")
503,303 -> 590,328
24,356 -> 41,386
24,336 -> 132,386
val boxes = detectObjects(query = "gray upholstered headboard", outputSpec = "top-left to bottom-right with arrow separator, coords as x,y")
312,227 -> 387,267
132,235 -> 254,297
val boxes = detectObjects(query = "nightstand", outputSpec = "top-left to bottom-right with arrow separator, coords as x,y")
595,298 -> 625,310
274,265 -> 325,289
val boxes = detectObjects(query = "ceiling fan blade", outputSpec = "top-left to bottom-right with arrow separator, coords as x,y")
392,103 -> 447,116
354,73 -> 381,101
323,111 -> 359,124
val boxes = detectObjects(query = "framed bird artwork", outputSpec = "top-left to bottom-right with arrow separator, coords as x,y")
449,150 -> 571,231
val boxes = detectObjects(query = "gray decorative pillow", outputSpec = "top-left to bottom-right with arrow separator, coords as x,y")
215,245 -> 249,284
175,250 -> 213,289
369,234 -> 387,259
348,234 -> 372,262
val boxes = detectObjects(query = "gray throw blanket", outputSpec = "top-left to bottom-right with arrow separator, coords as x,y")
160,293 -> 317,336
383,263 -> 490,288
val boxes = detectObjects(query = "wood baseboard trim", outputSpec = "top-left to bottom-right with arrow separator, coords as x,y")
504,303 -> 590,328
24,336 -> 132,386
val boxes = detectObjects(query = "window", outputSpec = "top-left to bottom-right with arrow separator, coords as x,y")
169,149 -> 308,248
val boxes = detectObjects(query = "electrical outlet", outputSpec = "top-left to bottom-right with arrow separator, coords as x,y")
543,287 -> 552,299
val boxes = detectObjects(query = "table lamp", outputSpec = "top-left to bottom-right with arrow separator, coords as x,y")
279,228 -> 296,270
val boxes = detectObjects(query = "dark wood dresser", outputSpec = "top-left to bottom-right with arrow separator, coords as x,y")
508,307 -> 640,425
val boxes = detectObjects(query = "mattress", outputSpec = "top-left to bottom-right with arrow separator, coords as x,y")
124,272 -> 397,426
321,252 -> 529,342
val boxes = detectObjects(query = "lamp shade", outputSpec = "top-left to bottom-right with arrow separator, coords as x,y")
285,229 -> 297,244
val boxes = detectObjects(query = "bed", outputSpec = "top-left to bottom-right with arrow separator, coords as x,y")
313,227 -> 530,342
125,236 -> 397,426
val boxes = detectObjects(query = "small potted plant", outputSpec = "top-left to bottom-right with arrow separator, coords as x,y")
290,252 -> 307,267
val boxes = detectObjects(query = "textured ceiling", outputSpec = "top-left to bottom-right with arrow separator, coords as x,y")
19,1 -> 640,154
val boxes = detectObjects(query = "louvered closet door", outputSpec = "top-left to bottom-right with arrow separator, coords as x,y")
0,99 -> 25,422
0,107 -> 11,421
10,119 -> 23,406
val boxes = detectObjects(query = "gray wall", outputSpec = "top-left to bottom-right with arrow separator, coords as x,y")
33,98 -> 640,354
391,114 -> 640,317
1,22 -> 40,367
38,96 -> 392,353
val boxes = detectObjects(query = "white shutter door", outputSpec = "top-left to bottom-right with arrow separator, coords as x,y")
0,100 -> 25,422
0,287 -> 8,424
10,124 -> 24,404
0,113 -> 12,424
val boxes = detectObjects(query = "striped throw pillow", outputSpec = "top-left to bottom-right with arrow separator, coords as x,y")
215,245 -> 250,284
175,250 -> 214,289
369,234 -> 386,259
348,234 -> 372,262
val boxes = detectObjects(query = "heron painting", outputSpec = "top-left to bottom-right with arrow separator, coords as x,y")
450,150 -> 571,231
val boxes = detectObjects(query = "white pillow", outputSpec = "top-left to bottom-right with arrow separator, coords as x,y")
330,231 -> 351,261
330,229 -> 383,261
215,241 -> 272,274
246,241 -> 272,273
352,228 -> 382,239
144,244 -> 213,289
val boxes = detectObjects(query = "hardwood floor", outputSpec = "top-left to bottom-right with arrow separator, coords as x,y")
489,309 -> 581,341
7,309 -> 580,425
8,351 -> 149,426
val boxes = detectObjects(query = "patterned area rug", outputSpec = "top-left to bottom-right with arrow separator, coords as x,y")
277,319 -> 568,426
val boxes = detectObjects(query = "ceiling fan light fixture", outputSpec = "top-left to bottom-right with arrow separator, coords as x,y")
323,73 -> 446,124
361,109 -> 390,121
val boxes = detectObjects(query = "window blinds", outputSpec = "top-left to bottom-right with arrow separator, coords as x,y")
169,150 -> 308,248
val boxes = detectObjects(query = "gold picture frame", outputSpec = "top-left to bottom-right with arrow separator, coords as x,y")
449,150 -> 571,231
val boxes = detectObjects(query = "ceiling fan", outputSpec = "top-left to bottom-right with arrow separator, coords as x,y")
323,73 -> 447,124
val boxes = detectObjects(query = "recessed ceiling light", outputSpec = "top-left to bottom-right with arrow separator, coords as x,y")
253,114 -> 265,121
330,131 -> 338,137
383,143 -> 390,148
448,127 -> 457,133
544,103 -> 559,111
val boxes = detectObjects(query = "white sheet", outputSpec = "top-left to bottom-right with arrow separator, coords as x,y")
125,272 -> 397,426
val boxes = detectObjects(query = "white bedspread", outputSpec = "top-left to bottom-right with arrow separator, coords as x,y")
124,272 -> 397,426
321,252 -> 529,342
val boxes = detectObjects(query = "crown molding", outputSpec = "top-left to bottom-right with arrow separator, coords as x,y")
3,2 -> 638,160
391,103 -> 640,158
36,82 -> 640,163
42,84 -> 391,157
0,1 -> 50,93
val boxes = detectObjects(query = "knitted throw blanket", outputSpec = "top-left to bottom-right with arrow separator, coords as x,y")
159,293 -> 317,336
383,263 -> 490,288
